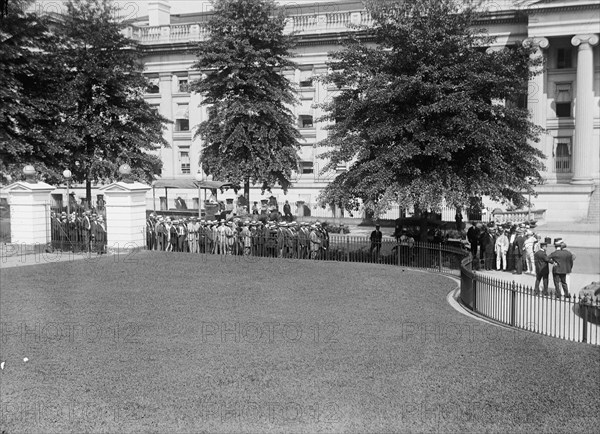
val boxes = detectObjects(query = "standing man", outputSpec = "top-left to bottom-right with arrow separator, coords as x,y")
455,209 -> 463,232
494,229 -> 509,271
466,223 -> 480,268
478,225 -> 494,270
512,228 -> 525,275
309,224 -> 322,259
82,210 -> 92,253
370,224 -> 383,258
549,241 -> 575,299
533,242 -> 552,296
283,200 -> 292,222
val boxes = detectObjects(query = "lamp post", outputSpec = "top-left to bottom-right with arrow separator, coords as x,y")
195,171 -> 204,218
525,176 -> 536,222
63,169 -> 72,216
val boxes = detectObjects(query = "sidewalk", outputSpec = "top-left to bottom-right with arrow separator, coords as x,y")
0,247 -> 110,269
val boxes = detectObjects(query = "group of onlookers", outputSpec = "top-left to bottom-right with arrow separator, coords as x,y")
49,210 -> 107,254
146,214 -> 331,260
467,222 -> 576,298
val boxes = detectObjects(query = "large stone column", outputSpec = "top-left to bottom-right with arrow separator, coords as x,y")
100,165 -> 151,252
570,34 -> 599,184
1,166 -> 55,246
159,72 -> 174,176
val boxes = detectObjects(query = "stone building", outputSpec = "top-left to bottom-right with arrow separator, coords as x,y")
126,0 -> 598,222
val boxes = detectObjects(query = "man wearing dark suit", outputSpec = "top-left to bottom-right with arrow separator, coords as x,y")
467,223 -> 480,268
512,229 -> 525,274
370,224 -> 383,258
478,226 -> 494,270
549,242 -> 575,298
533,242 -> 552,295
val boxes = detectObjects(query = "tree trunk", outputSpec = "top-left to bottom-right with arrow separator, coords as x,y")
244,178 -> 250,216
86,178 -> 92,210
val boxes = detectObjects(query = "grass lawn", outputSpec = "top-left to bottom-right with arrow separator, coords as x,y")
1,252 -> 599,433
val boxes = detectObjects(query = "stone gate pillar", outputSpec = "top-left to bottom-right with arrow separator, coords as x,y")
1,165 -> 55,247
99,165 -> 151,252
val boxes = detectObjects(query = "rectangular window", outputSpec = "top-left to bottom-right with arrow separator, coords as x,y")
300,161 -> 314,174
146,77 -> 159,94
554,138 -> 571,173
175,104 -> 189,131
556,48 -> 572,69
178,79 -> 189,93
175,119 -> 189,131
179,148 -> 191,174
299,69 -> 313,88
555,83 -> 571,118
298,115 -> 313,128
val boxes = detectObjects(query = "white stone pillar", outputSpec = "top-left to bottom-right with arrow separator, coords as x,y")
522,38 -> 549,179
100,181 -> 151,252
570,34 -> 599,184
1,180 -> 55,246
159,72 -> 174,177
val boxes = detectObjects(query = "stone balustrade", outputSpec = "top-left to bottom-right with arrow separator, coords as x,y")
126,10 -> 372,44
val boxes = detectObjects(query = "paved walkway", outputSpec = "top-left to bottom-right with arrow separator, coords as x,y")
0,247 -> 109,269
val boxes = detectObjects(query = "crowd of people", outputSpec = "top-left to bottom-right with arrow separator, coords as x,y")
145,214 -> 331,260
466,222 -> 576,298
49,210 -> 107,254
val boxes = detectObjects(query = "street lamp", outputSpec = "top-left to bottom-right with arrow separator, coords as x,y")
195,171 -> 204,218
63,169 -> 72,216
525,176 -> 536,222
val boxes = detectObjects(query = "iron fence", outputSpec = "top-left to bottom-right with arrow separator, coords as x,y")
460,256 -> 599,345
48,211 -> 107,254
144,223 -> 599,346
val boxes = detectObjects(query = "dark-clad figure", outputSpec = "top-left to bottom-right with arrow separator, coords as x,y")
466,223 -> 480,268
283,200 -> 292,222
549,241 -> 575,298
512,229 -> 525,275
455,209 -> 463,231
533,242 -> 552,296
478,226 -> 494,270
370,224 -> 383,258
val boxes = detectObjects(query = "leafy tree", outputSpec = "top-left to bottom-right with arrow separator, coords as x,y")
0,0 -> 70,183
318,0 -> 544,226
51,0 -> 169,204
191,0 -> 300,208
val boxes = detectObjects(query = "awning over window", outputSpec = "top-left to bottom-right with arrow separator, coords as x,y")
152,178 -> 239,190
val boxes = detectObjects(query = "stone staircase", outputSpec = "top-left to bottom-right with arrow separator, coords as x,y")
586,184 -> 600,224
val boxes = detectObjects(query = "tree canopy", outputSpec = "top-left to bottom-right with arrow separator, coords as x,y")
317,0 -> 544,217
1,0 -> 168,203
191,0 -> 300,204
0,0 -> 69,182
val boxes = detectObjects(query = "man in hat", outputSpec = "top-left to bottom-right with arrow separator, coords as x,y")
523,230 -> 537,274
309,224 -> 322,259
187,217 -> 198,253
549,241 -> 575,298
216,220 -> 227,255
512,228 -> 526,274
240,221 -> 252,256
533,242 -> 553,296
82,209 -> 92,253
494,228 -> 509,271
298,222 -> 310,259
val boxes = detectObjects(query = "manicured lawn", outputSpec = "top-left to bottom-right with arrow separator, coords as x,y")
1,252 -> 598,433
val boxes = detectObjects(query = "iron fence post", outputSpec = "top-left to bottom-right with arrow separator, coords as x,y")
472,273 -> 477,312
438,244 -> 442,272
510,281 -> 517,327
581,300 -> 588,343
346,237 -> 349,262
